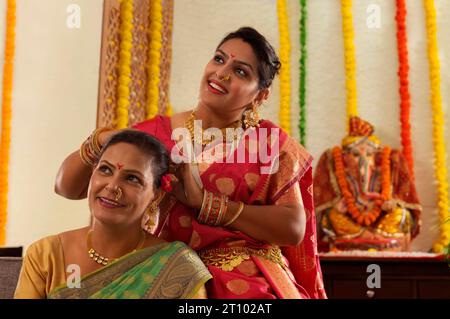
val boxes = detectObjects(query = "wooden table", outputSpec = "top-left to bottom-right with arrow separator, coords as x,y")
319,253 -> 450,299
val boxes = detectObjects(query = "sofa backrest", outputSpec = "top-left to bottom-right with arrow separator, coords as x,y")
0,257 -> 23,299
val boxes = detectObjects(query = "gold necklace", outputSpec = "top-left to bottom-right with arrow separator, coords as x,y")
86,230 -> 146,266
184,110 -> 243,146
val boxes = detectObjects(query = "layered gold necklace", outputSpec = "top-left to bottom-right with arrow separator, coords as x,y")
184,110 -> 243,146
86,230 -> 146,266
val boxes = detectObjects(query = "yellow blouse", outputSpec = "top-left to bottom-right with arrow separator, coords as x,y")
14,235 -> 66,299
14,234 -> 208,299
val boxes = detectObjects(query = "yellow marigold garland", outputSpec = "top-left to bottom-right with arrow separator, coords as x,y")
0,0 -> 16,245
423,0 -> 450,253
340,0 -> 358,129
277,0 -> 291,135
116,0 -> 134,129
146,0 -> 163,120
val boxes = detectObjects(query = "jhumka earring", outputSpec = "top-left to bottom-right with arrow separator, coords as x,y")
143,192 -> 165,232
143,202 -> 158,232
243,105 -> 260,129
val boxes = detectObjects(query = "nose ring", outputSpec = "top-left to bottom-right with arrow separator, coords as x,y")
105,185 -> 123,201
216,72 -> 230,82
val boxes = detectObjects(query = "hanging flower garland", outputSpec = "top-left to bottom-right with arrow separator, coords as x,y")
298,0 -> 307,145
277,0 -> 291,135
395,0 -> 415,181
158,0 -> 174,116
340,0 -> 358,130
0,0 -> 16,245
423,0 -> 450,253
146,0 -> 163,120
116,0 -> 134,129
332,146 -> 391,226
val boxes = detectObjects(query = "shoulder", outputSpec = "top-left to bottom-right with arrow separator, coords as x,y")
259,119 -> 311,158
132,115 -> 171,134
26,234 -> 61,258
278,136 -> 313,178
23,234 -> 63,274
166,241 -> 205,266
58,227 -> 86,251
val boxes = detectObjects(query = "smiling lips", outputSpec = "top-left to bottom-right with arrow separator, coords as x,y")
208,79 -> 228,94
97,196 -> 125,208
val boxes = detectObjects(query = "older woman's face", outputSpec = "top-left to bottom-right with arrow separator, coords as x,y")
88,143 -> 155,227
199,38 -> 261,114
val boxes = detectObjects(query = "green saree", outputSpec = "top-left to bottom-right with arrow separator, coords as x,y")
48,241 -> 211,299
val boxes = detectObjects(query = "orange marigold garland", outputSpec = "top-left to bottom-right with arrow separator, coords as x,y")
395,0 -> 415,181
332,146 -> 392,226
0,0 -> 16,245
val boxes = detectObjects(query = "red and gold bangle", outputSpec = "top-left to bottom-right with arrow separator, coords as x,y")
91,127 -> 111,156
79,127 -> 111,167
206,193 -> 222,225
197,190 -> 230,226
79,139 -> 96,167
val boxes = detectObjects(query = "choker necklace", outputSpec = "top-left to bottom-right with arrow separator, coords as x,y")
86,230 -> 146,266
184,110 -> 243,146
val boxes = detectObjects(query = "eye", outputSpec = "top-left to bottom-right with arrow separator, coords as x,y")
214,55 -> 224,64
235,68 -> 247,77
352,151 -> 360,157
98,165 -> 112,174
127,174 -> 141,184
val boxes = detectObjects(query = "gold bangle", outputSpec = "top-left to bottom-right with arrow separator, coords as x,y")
91,127 -> 111,156
216,195 -> 229,226
198,190 -> 213,224
223,201 -> 244,226
79,140 -> 95,167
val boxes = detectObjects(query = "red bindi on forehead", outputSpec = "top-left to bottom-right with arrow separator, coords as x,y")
116,163 -> 124,170
230,53 -> 236,58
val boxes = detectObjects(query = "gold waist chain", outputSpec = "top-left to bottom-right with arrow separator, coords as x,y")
198,246 -> 286,272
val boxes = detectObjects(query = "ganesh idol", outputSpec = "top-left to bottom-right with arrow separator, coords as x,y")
313,117 -> 421,252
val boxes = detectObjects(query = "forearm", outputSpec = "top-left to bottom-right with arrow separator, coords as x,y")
54,128 -> 119,199
54,150 -> 92,199
226,202 -> 306,246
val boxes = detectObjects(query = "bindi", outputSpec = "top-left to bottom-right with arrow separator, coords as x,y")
116,163 -> 124,170
230,53 -> 236,59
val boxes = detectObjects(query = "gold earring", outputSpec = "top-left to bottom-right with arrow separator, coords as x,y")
143,192 -> 165,231
143,202 -> 159,230
243,105 -> 260,129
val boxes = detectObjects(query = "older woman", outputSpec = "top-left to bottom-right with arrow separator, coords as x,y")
15,130 -> 211,298
55,27 -> 326,299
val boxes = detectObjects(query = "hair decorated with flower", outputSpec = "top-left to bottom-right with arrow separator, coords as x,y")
160,174 -> 173,193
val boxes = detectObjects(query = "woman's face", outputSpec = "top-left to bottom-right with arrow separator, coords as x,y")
88,142 -> 155,228
199,38 -> 264,114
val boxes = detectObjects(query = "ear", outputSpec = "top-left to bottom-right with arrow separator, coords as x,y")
253,88 -> 270,107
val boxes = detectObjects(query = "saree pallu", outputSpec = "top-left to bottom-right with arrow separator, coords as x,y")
134,115 -> 327,299
48,241 -> 211,299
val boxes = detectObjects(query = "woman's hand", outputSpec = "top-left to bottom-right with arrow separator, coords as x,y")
98,128 -> 126,145
169,163 -> 204,209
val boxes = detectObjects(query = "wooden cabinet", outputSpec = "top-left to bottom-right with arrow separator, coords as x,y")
320,255 -> 450,299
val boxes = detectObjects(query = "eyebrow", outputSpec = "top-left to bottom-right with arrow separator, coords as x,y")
100,160 -> 144,177
216,49 -> 254,71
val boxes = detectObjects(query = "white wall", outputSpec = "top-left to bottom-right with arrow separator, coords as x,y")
2,0 -> 103,248
0,0 -> 448,251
